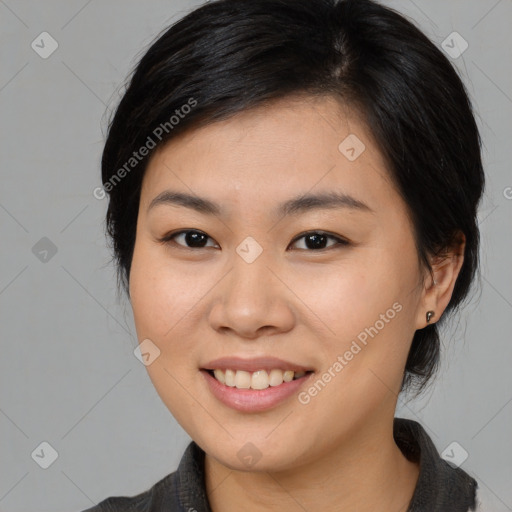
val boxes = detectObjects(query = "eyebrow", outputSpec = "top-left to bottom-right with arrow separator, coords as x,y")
147,190 -> 374,217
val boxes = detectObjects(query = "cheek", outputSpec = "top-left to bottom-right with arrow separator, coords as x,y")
298,252 -> 416,383
129,242 -> 204,422
129,241 -> 197,340
294,254 -> 403,339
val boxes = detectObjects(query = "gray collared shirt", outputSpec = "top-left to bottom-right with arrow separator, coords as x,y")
81,418 -> 478,511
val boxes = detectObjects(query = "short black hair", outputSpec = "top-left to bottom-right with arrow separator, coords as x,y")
100,0 -> 485,394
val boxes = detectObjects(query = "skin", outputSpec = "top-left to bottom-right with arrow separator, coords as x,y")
129,94 -> 465,512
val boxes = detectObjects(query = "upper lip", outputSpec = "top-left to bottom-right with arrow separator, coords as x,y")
201,356 -> 314,373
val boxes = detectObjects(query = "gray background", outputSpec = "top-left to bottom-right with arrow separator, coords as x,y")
0,1 -> 511,511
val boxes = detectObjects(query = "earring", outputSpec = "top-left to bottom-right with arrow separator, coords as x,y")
426,310 -> 435,323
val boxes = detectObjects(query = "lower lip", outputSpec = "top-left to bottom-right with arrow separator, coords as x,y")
201,370 -> 313,413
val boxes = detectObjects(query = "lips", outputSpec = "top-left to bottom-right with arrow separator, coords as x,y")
201,356 -> 313,401
201,366 -> 314,412
201,356 -> 314,373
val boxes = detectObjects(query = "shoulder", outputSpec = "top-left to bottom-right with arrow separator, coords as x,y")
77,440 -> 210,512
78,470 -> 177,512
394,417 -> 479,512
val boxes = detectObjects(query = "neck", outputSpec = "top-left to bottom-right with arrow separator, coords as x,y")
204,412 -> 419,512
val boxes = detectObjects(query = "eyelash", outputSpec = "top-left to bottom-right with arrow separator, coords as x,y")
158,229 -> 350,252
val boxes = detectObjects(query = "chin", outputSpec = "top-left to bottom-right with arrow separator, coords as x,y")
198,431 -> 307,473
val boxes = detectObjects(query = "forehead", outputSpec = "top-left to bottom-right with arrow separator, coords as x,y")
140,95 -> 399,218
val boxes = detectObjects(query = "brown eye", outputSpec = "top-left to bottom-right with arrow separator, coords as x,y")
289,231 -> 349,251
158,229 -> 349,251
159,230 -> 219,249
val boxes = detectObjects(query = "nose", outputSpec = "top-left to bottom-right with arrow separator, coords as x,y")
207,254 -> 295,340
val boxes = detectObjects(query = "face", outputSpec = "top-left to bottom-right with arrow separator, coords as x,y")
129,95 -> 430,472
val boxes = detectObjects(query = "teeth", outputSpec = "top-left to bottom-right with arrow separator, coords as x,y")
210,369 -> 308,389
213,369 -> 225,384
252,370 -> 270,390
225,369 -> 236,387
234,370 -> 251,389
269,369 -> 285,387
283,370 -> 294,382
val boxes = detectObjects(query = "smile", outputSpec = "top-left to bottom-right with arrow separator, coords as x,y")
207,368 -> 311,390
201,368 -> 314,412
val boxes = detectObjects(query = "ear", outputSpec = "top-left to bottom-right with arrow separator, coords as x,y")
415,231 -> 466,329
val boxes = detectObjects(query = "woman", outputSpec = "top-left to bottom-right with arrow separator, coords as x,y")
84,0 -> 484,510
